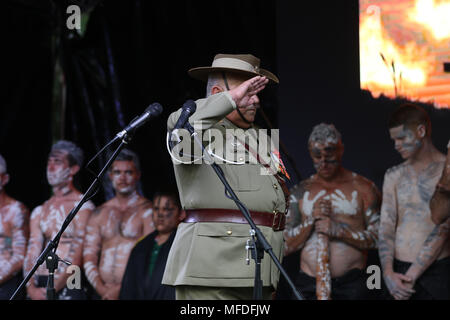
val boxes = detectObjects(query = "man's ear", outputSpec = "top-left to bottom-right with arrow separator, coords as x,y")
1,173 -> 10,186
336,142 -> 344,160
107,169 -> 113,181
417,124 -> 426,139
211,85 -> 223,95
178,209 -> 186,222
70,164 -> 80,176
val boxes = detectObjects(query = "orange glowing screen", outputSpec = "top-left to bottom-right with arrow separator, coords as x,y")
359,0 -> 450,108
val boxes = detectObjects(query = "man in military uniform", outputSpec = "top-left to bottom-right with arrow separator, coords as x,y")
162,54 -> 289,300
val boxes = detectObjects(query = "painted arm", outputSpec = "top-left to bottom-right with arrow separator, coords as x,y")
430,186 -> 450,225
284,213 -> 315,255
83,210 -> 106,296
283,182 -> 317,255
141,202 -> 155,236
404,218 -> 450,284
329,187 -> 381,250
377,170 -> 414,299
0,204 -> 29,284
24,206 -> 46,299
378,171 -> 398,274
430,141 -> 450,224
54,204 -> 92,292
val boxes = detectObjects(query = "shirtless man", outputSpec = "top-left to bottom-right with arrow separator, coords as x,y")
379,104 -> 450,300
24,141 -> 94,300
0,154 -> 29,299
430,140 -> 450,225
284,123 -> 381,300
83,149 -> 153,300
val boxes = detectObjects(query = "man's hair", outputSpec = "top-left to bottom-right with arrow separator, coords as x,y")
206,72 -> 250,97
206,73 -> 223,97
114,148 -> 141,173
0,154 -> 6,174
153,191 -> 181,210
388,103 -> 431,136
308,123 -> 342,146
51,140 -> 84,167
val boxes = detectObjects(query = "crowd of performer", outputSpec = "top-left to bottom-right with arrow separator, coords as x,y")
0,53 -> 449,300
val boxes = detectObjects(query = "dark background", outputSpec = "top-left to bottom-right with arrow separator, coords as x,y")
3,0 -> 448,209
1,0 -> 449,299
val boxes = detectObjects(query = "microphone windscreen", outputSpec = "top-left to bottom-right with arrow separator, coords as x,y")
183,99 -> 197,113
146,102 -> 163,115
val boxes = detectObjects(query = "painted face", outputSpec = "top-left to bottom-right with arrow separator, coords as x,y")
309,142 -> 343,180
109,160 -> 140,195
389,125 -> 422,160
152,196 -> 182,234
46,150 -> 73,186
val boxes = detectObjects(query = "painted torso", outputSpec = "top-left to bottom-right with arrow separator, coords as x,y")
387,160 -> 450,262
27,192 -> 94,276
299,171 -> 376,278
85,192 -> 153,285
43,195 -> 90,263
0,197 -> 28,281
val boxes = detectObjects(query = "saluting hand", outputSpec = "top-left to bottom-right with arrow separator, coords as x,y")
229,76 -> 268,108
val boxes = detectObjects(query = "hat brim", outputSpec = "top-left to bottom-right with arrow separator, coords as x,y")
188,67 -> 279,84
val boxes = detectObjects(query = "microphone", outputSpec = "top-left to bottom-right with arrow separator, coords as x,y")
173,99 -> 197,130
116,103 -> 163,140
171,100 -> 197,143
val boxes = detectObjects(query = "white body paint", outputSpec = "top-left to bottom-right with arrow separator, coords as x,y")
84,261 -> 99,287
328,189 -> 359,215
302,189 -> 359,216
111,174 -> 137,195
0,201 -> 28,281
142,208 -> 153,218
47,167 -> 71,186
302,190 -> 327,216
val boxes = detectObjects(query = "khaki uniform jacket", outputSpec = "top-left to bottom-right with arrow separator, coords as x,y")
162,92 -> 286,288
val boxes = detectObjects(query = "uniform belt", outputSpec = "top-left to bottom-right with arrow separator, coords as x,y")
184,208 -> 286,231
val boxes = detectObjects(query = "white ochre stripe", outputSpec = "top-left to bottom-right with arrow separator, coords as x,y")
212,58 -> 256,73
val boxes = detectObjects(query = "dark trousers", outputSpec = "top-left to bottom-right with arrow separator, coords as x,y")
293,268 -> 370,300
0,273 -> 25,300
35,275 -> 89,300
384,257 -> 450,300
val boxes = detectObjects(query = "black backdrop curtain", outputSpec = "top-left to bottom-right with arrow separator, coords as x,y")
2,1 -> 53,210
2,0 -> 278,209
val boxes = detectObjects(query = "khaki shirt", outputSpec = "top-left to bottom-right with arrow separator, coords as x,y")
162,92 -> 286,288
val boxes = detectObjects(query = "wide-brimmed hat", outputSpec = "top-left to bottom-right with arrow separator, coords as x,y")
188,53 -> 279,84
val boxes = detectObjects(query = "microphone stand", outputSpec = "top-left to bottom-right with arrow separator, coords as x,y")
181,123 -> 303,300
10,135 -> 132,300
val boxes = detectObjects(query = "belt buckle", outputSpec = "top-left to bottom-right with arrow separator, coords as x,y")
272,210 -> 282,231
